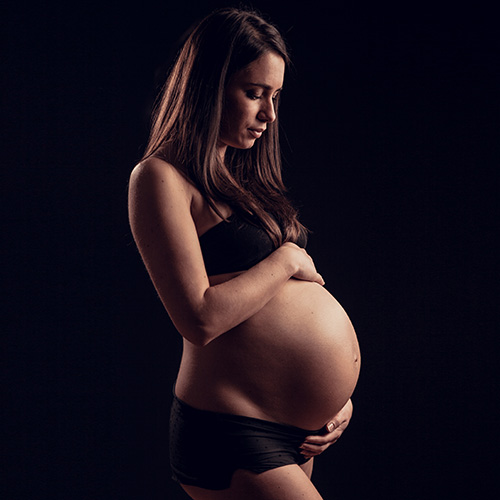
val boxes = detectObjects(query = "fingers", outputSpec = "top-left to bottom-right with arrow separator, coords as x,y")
300,423 -> 341,458
300,432 -> 342,458
282,243 -> 324,285
298,254 -> 325,285
300,401 -> 354,458
302,430 -> 341,446
303,424 -> 344,446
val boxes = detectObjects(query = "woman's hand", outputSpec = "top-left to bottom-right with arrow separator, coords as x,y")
300,399 -> 353,459
279,242 -> 325,285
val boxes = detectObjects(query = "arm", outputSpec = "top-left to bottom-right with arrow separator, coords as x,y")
128,158 -> 323,347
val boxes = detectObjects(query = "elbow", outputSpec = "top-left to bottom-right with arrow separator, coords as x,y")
172,290 -> 232,347
177,318 -> 225,347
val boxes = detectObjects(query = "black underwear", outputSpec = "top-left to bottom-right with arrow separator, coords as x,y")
169,394 -> 324,490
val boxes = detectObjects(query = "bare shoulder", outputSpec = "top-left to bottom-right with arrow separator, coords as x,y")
130,157 -> 190,193
128,157 -> 196,238
128,157 -> 196,216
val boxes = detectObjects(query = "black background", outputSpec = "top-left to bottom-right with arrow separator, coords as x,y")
3,1 -> 498,499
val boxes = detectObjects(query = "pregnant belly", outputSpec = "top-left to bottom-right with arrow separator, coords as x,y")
179,279 -> 360,430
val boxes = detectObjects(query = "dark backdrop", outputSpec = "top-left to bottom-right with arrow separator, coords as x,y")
3,1 -> 498,499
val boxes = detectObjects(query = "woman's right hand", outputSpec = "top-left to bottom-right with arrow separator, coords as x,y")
278,242 -> 325,285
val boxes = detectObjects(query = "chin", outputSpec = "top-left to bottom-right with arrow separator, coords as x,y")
237,139 -> 258,150
221,136 -> 257,151
227,144 -> 255,151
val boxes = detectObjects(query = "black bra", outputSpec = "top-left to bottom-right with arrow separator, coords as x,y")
199,212 -> 306,276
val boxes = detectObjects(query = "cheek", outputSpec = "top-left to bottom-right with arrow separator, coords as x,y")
223,96 -> 254,126
221,110 -> 247,138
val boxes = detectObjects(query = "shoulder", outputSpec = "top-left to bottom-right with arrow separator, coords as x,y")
130,156 -> 188,189
129,157 -> 194,204
128,157 -> 199,245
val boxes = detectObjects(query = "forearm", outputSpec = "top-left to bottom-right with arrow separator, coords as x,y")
179,246 -> 297,346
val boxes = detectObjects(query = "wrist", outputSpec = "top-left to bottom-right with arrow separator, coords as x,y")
273,245 -> 299,278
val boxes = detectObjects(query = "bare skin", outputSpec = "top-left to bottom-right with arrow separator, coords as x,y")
182,463 -> 323,500
128,52 -> 360,499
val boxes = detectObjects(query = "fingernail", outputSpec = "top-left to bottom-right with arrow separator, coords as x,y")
327,422 -> 335,432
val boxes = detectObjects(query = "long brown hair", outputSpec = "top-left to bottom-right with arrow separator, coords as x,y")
142,7 -> 307,246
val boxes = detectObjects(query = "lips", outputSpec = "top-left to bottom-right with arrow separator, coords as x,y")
248,128 -> 265,138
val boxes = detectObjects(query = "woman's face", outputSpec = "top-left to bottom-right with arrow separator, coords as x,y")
219,51 -> 285,155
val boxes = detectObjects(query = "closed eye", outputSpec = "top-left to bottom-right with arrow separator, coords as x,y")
246,91 -> 263,100
246,90 -> 281,101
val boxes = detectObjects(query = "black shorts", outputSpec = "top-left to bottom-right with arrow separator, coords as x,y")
169,394 -> 325,490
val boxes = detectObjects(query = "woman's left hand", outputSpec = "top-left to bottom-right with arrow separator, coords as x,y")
300,399 -> 353,459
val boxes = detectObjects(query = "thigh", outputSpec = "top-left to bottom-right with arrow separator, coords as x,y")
300,457 -> 314,479
181,464 -> 323,500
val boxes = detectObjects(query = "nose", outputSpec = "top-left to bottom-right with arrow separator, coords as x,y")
257,97 -> 277,123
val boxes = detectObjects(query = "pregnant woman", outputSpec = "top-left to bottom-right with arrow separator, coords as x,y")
128,8 -> 360,499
